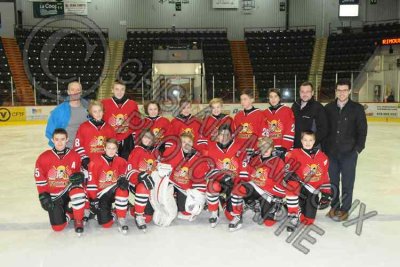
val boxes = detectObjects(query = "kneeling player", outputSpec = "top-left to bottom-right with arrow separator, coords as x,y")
229,137 -> 286,231
87,138 -> 130,234
284,131 -> 332,232
34,128 -> 86,235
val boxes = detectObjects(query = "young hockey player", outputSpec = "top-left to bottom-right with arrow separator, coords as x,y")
86,138 -> 130,234
199,98 -> 233,144
229,137 -> 286,231
74,100 -> 116,171
284,131 -> 332,232
263,88 -> 295,157
138,100 -> 170,146
206,124 -> 249,228
127,129 -> 158,231
233,90 -> 264,149
102,81 -> 140,160
34,128 -> 86,235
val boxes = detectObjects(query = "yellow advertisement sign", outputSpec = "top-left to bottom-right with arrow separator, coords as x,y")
0,107 -> 26,122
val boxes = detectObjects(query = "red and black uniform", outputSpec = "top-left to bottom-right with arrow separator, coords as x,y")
126,144 -> 158,222
165,114 -> 207,153
102,96 -> 140,159
230,155 -> 286,226
74,119 -> 116,162
199,114 -> 233,144
233,107 -> 264,149
137,115 -> 170,145
161,143 -> 209,214
87,154 -> 129,227
262,104 -> 295,151
205,139 -> 248,213
34,148 -> 86,231
285,148 -> 331,225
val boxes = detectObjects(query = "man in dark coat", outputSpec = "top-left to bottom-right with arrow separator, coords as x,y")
324,80 -> 367,221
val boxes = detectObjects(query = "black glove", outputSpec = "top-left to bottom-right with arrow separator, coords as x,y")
81,157 -> 90,170
220,174 -> 234,189
318,193 -> 332,210
272,147 -> 287,159
283,171 -> 299,184
117,175 -> 129,190
39,192 -> 54,211
90,198 -> 100,215
138,171 -> 155,190
69,172 -> 84,186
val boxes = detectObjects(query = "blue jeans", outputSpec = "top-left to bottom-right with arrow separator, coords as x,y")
328,150 -> 358,212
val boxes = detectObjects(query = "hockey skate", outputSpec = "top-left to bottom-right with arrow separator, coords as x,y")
209,210 -> 219,228
74,219 -> 84,237
229,216 -> 243,232
117,218 -> 129,235
286,215 -> 299,234
135,214 -> 147,233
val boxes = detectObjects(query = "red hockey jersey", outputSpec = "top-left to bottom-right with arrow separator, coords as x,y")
102,98 -> 140,141
126,145 -> 158,186
86,154 -> 128,199
162,145 -> 209,192
137,116 -> 170,144
199,114 -> 233,143
74,121 -> 116,159
285,148 -> 331,194
34,148 -> 82,196
233,108 -> 264,147
245,155 -> 286,198
262,105 -> 295,150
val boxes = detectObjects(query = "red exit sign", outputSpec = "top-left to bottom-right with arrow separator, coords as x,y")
382,38 -> 400,45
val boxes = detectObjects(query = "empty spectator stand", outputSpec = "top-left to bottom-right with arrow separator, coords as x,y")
0,37 -> 13,105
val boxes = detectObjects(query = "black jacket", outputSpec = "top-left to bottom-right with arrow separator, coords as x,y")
324,99 -> 367,155
291,98 -> 329,148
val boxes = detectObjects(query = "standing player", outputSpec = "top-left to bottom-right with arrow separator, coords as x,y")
127,129 -> 158,231
87,138 -> 130,234
229,137 -> 286,231
233,90 -> 264,150
102,81 -> 140,160
263,88 -> 295,157
284,131 -> 332,232
200,98 -> 233,144
206,124 -> 248,228
34,128 -> 86,235
138,100 -> 170,146
74,100 -> 116,171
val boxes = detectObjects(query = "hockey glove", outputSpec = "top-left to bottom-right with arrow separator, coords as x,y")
116,175 -> 129,191
39,192 -> 54,211
69,172 -> 85,186
89,198 -> 100,215
318,193 -> 332,210
138,171 -> 155,190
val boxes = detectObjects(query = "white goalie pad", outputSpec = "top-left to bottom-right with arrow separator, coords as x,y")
185,189 -> 206,217
150,164 -> 177,226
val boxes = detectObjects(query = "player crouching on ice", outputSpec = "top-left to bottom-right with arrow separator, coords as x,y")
228,137 -> 286,231
283,131 -> 332,233
86,138 -> 130,234
34,128 -> 86,236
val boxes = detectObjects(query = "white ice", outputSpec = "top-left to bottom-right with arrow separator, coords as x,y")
0,122 -> 399,267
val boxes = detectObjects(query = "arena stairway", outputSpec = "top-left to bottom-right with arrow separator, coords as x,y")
97,40 -> 125,100
230,40 -> 258,100
2,38 -> 35,105
308,37 -> 328,100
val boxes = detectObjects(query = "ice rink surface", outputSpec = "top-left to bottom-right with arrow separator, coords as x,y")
0,122 -> 399,267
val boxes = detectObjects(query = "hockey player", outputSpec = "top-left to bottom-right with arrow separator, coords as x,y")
161,132 -> 209,221
199,98 -> 233,144
229,137 -> 286,231
206,124 -> 249,227
87,138 -> 130,234
284,131 -> 332,232
102,81 -> 140,160
127,129 -> 158,231
138,100 -> 170,146
34,128 -> 86,235
263,88 -> 295,157
74,100 -> 116,171
233,90 -> 264,149
166,98 -> 207,153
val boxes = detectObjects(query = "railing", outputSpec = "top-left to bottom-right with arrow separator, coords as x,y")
244,25 -> 316,32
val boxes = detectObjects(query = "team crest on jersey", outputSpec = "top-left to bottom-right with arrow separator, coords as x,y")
266,119 -> 283,138
90,135 -> 106,153
139,158 -> 157,172
174,166 -> 190,185
251,167 -> 268,187
239,123 -> 254,139
99,170 -> 117,188
109,114 -> 128,133
217,157 -> 238,172
48,165 -> 71,187
304,164 -> 322,182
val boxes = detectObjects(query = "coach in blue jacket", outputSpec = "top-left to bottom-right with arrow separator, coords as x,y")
324,80 -> 367,221
45,81 -> 88,147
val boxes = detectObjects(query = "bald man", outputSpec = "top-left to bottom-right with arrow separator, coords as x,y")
45,81 -> 89,147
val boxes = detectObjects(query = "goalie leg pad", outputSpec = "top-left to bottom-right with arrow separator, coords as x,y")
97,190 -> 114,226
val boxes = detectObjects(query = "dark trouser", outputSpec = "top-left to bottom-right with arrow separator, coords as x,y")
328,150 -> 358,212
299,186 -> 319,220
118,134 -> 135,160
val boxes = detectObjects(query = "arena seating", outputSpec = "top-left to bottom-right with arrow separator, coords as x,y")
122,29 -> 234,101
0,37 -> 12,105
15,27 -> 108,105
245,28 -> 315,101
321,22 -> 400,98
